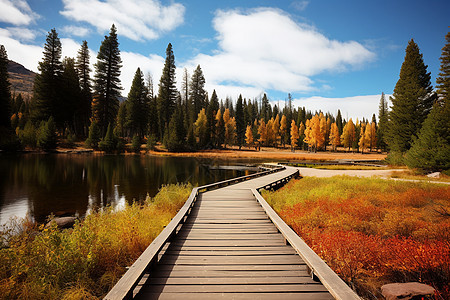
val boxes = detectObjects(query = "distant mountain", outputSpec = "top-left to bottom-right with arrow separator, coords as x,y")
7,60 -> 36,98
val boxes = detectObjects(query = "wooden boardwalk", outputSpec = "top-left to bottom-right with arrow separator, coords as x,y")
106,166 -> 360,300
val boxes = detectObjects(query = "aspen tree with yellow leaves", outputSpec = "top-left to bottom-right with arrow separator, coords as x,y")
245,125 -> 254,148
273,114 -> 280,147
329,122 -> 340,151
280,115 -> 287,148
258,119 -> 267,147
290,120 -> 299,152
223,108 -> 236,148
194,108 -> 207,147
341,118 -> 356,151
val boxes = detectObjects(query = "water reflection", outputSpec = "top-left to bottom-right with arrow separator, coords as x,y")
0,154 -> 264,224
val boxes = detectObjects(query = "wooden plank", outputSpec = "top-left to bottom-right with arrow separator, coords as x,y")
144,277 -> 318,285
135,292 -> 334,300
153,264 -> 307,271
164,249 -> 296,255
175,233 -> 283,240
170,240 -> 286,246
136,284 -> 330,293
158,255 -> 303,265
177,228 -> 278,234
167,246 -> 294,251
149,270 -> 310,278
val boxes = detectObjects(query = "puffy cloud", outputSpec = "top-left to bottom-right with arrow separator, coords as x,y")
61,25 -> 91,38
290,94 -> 391,120
5,27 -> 38,42
0,0 -> 39,26
185,8 -> 374,95
0,28 -> 42,71
60,0 -> 185,41
121,52 -> 165,95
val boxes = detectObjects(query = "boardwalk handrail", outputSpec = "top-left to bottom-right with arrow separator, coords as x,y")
104,165 -> 285,299
252,186 -> 361,300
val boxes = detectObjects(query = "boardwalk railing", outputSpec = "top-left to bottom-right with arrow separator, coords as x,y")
252,187 -> 360,300
105,165 -> 285,299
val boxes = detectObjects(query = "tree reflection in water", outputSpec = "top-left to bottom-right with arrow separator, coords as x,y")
0,154 -> 262,224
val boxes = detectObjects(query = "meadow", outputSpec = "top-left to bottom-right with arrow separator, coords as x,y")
0,184 -> 192,299
263,177 -> 450,299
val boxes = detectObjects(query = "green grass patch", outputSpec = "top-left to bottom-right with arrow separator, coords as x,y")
0,183 -> 192,299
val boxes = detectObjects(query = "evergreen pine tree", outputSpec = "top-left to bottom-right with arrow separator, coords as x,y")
92,24 -> 122,135
205,90 -> 218,147
166,106 -> 186,152
189,65 -> 206,124
0,45 -> 11,130
336,109 -> 343,135
126,68 -> 148,138
235,94 -> 245,149
99,123 -> 116,153
387,39 -> 436,154
37,117 -> 58,150
32,29 -> 63,125
61,57 -> 81,133
436,32 -> 450,104
405,32 -> 450,172
377,92 -> 389,151
75,40 -> 92,137
157,43 -> 177,139
0,44 -> 16,150
85,121 -> 101,149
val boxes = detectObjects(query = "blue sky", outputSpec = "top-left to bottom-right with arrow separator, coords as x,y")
0,0 -> 448,120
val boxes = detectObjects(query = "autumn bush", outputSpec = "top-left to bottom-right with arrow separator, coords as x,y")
263,177 -> 450,299
0,183 -> 192,299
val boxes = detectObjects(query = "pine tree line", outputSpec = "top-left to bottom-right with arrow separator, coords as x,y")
0,26 -> 448,172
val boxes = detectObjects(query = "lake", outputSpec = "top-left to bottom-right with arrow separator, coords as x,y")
0,154 -> 265,225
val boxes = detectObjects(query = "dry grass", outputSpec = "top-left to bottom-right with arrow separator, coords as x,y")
145,147 -> 387,161
0,184 -> 192,299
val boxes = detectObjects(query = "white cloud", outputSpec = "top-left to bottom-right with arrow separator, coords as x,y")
121,52 -> 165,95
289,94 -> 391,121
0,28 -> 42,71
5,27 -> 37,41
61,25 -> 91,37
185,8 -> 374,95
60,0 -> 185,41
0,0 -> 39,25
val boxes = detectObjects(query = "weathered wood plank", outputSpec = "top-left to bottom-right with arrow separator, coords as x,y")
158,255 -> 303,265
153,264 -> 307,271
135,292 -> 334,300
170,240 -> 286,246
149,270 -> 310,278
144,277 -> 318,285
137,284 -> 330,293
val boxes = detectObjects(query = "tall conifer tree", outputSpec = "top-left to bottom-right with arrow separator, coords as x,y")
75,40 -> 92,136
157,43 -> 177,138
235,94 -> 245,149
189,65 -> 206,124
387,39 -> 435,153
377,92 -> 389,151
92,24 -> 122,135
126,68 -> 148,138
32,29 -> 63,125
405,32 -> 450,171
0,45 -> 11,130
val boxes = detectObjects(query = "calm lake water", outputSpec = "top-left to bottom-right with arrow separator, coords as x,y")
0,154 -> 265,225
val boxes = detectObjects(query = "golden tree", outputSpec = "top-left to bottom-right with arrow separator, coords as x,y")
266,118 -> 275,146
280,115 -> 287,147
245,125 -> 254,148
341,118 -> 356,151
194,108 -> 207,146
223,108 -> 236,148
273,114 -> 280,147
359,122 -> 369,153
329,122 -> 340,151
258,119 -> 267,147
290,120 -> 299,151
